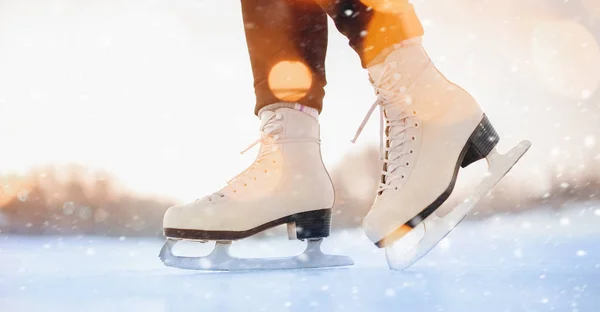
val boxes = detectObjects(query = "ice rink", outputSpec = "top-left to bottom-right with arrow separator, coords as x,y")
1,207 -> 599,312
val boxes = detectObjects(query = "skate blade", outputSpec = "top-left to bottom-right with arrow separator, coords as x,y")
385,140 -> 531,270
159,238 -> 354,271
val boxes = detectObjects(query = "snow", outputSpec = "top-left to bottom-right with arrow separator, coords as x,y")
1,209 -> 599,312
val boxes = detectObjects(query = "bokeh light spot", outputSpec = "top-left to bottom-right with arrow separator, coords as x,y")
532,20 -> 600,100
268,61 -> 312,102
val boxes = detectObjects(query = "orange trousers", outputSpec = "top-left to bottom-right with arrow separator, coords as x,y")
241,0 -> 424,114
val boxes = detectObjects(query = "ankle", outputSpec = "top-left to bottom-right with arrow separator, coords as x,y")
259,102 -> 319,120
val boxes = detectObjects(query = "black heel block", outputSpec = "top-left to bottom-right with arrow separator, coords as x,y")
461,114 -> 500,168
292,209 -> 332,240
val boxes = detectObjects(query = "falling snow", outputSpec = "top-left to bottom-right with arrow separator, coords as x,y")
0,1 -> 598,312
384,288 -> 396,297
17,189 -> 29,202
513,248 -> 523,258
584,135 -> 595,147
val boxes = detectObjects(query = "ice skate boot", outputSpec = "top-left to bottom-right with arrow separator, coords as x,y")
160,107 -> 353,270
352,40 -> 531,270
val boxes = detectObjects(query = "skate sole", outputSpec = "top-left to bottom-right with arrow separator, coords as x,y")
375,114 -> 515,248
164,208 -> 331,241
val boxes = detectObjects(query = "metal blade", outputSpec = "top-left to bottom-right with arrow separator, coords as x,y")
385,140 -> 531,270
159,238 -> 354,271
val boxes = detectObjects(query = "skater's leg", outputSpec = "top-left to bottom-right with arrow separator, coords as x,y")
315,0 -> 530,269
242,0 -> 328,115
160,0 -> 354,270
315,0 -> 424,67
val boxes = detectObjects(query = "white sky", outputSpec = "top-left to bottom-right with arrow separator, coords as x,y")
0,0 -> 598,202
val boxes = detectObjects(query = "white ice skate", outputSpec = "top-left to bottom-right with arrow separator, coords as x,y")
353,40 -> 531,270
160,107 -> 353,271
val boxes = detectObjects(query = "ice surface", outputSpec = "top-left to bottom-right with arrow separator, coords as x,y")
1,209 -> 599,312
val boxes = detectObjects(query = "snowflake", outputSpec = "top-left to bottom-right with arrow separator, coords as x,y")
581,89 -> 592,99
17,189 -> 29,202
514,248 -> 523,258
584,135 -> 595,147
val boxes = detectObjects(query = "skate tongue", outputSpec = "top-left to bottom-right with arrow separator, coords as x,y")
367,42 -> 432,94
383,104 -> 406,119
368,62 -> 386,89
259,110 -> 281,134
383,101 -> 409,136
259,110 -> 276,124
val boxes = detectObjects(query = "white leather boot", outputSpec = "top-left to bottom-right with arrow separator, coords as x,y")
160,106 -> 353,270
164,107 -> 334,240
353,40 -> 530,269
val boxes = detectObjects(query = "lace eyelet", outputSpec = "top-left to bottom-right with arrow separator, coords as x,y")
272,160 -> 276,164
411,136 -> 416,141
253,177 -> 257,180
394,187 -> 398,190
243,183 -> 247,187
264,169 -> 268,173
401,175 -> 405,179
414,122 -> 419,127
413,110 -> 417,115
406,162 -> 410,166
409,150 -> 414,154
220,194 -> 225,197
233,190 -> 237,193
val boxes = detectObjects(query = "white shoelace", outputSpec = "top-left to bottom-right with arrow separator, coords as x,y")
203,112 -> 319,201
202,113 -> 283,201
351,62 -> 425,193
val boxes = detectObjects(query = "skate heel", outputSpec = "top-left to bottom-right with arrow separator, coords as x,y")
287,209 -> 332,240
461,114 -> 500,168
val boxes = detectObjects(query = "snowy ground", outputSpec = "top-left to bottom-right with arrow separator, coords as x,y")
1,208 -> 599,312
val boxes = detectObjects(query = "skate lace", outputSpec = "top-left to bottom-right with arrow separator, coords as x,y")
202,113 -> 283,201
203,112 -> 319,201
351,62 -> 423,194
